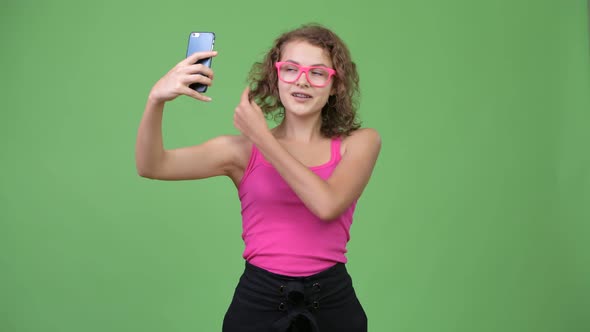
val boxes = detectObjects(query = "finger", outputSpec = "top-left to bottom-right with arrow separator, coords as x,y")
240,86 -> 250,104
186,74 -> 213,87
182,50 -> 218,66
185,64 -> 214,79
181,86 -> 212,102
241,87 -> 262,111
250,99 -> 262,112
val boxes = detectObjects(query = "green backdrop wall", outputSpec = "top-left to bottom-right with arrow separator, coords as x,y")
1,0 -> 589,331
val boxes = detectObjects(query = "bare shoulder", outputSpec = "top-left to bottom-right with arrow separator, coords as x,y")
216,133 -> 251,149
227,134 -> 252,154
215,134 -> 253,184
346,128 -> 381,143
341,128 -> 382,157
214,134 -> 252,163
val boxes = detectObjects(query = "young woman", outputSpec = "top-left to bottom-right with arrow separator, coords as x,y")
136,24 -> 381,332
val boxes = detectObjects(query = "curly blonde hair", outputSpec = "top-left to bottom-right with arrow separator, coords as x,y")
248,24 -> 361,137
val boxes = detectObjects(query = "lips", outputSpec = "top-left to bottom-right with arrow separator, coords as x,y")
291,92 -> 312,99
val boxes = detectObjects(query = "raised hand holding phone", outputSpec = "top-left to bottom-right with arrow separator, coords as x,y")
149,50 -> 218,103
186,32 -> 216,93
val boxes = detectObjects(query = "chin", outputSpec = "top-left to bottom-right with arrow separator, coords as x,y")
284,104 -> 322,117
281,98 -> 325,117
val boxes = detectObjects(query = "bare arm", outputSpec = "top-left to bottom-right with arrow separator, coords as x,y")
135,50 -> 241,181
255,128 -> 381,220
135,98 -> 239,180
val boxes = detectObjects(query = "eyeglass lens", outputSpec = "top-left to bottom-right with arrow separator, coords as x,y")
278,63 -> 332,87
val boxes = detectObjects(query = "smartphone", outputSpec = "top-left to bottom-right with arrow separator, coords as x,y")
186,32 -> 215,93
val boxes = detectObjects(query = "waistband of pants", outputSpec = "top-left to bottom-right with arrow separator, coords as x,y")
244,260 -> 348,282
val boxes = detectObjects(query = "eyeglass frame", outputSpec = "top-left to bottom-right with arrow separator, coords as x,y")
274,61 -> 337,88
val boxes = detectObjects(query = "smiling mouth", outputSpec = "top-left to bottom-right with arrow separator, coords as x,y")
292,92 -> 312,99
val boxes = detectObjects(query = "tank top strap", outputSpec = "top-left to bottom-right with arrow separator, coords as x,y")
330,136 -> 343,163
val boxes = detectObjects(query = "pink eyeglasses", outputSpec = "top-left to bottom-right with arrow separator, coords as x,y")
275,61 -> 336,88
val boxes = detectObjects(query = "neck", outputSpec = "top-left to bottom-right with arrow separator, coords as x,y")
273,113 -> 323,143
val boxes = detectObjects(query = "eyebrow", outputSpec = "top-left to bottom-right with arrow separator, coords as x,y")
283,59 -> 331,67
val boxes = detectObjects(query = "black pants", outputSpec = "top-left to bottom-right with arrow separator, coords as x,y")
223,261 -> 367,332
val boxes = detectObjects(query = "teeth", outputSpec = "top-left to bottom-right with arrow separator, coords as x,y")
293,93 -> 311,98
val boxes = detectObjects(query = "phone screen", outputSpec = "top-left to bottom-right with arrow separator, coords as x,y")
186,32 -> 215,93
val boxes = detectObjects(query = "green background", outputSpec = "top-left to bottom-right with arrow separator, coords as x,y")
1,0 -> 589,331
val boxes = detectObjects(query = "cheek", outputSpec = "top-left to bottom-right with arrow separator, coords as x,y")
316,88 -> 332,105
277,83 -> 290,103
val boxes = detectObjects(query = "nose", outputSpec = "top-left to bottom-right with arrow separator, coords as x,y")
295,71 -> 310,87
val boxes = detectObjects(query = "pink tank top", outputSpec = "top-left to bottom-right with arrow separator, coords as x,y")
237,137 -> 357,277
